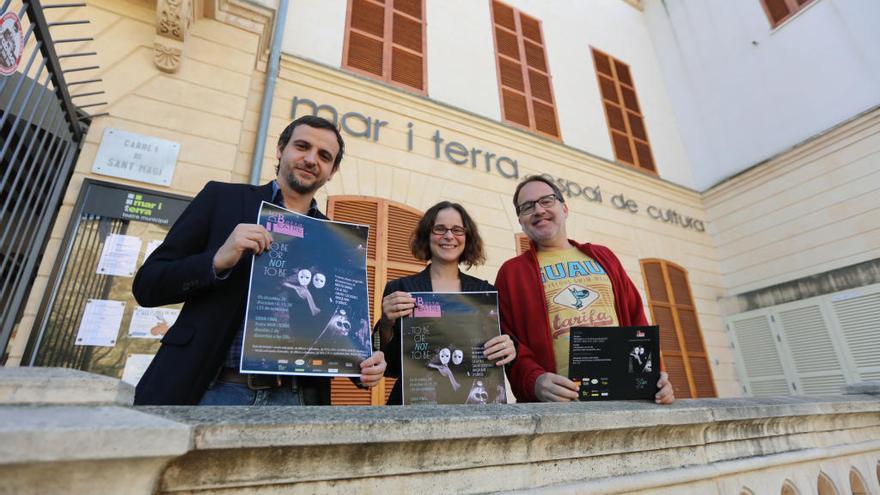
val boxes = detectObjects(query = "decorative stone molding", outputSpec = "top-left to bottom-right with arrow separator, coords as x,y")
210,0 -> 275,66
153,0 -> 193,73
157,0 -> 191,40
152,41 -> 183,73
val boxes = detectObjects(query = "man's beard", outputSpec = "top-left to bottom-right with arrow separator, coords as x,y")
282,166 -> 321,194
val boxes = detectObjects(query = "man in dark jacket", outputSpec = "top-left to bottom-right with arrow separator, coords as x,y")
496,175 -> 674,404
132,115 -> 386,405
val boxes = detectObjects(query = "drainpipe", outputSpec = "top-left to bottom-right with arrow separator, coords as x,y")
249,0 -> 289,185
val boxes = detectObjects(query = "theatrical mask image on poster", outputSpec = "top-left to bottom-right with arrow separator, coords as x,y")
400,292 -> 508,405
568,326 -> 660,401
241,202 -> 372,377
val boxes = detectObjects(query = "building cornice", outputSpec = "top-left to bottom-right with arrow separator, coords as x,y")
703,104 -> 880,200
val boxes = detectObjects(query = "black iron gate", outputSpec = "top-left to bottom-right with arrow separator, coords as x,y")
0,0 -> 104,363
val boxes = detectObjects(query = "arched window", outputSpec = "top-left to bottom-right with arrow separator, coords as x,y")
640,259 -> 716,398
818,472 -> 840,495
781,481 -> 799,495
850,468 -> 869,495
327,196 -> 425,405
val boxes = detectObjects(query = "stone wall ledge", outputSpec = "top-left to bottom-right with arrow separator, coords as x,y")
145,396 -> 880,494
3,368 -> 880,494
0,405 -> 192,464
139,395 -> 880,450
0,367 -> 134,406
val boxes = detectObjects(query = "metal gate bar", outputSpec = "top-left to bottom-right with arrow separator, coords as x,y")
32,211 -> 93,365
0,111 -> 64,307
1,115 -> 72,330
34,216 -> 124,368
0,0 -> 104,362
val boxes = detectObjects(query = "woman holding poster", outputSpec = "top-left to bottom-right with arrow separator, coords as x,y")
375,201 -> 517,405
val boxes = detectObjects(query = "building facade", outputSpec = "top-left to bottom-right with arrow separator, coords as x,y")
2,0 -> 879,405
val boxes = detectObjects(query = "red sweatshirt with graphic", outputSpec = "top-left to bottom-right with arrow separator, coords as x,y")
496,240 -> 649,402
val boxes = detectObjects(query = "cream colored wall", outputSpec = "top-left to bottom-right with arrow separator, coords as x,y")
252,56 -> 739,396
425,0 -> 502,121
280,0 -> 345,67
6,0 -> 267,365
703,108 -> 880,298
644,0 -> 880,191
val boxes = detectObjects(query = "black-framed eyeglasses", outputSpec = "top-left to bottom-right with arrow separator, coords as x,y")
431,225 -> 466,236
516,194 -> 562,216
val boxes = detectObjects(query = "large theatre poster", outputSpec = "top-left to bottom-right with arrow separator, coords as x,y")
400,292 -> 508,405
241,202 -> 372,377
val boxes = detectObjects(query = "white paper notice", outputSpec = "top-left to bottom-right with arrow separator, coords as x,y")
144,239 -> 163,262
128,306 -> 180,339
121,354 -> 156,386
97,234 -> 142,277
75,299 -> 126,346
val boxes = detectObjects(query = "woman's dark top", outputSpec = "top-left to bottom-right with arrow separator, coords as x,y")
375,266 -> 495,405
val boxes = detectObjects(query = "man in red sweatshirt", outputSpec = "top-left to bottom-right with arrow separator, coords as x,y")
496,175 -> 675,404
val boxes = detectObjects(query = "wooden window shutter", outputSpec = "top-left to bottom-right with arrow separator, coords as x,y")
833,292 -> 880,382
728,314 -> 791,396
640,259 -> 716,398
327,196 -> 426,405
490,0 -> 560,139
760,0 -> 815,28
591,48 -> 657,174
515,233 -> 531,255
777,304 -> 847,395
343,0 -> 427,93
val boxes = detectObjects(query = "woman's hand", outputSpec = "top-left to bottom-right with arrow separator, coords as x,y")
483,334 -> 516,366
377,291 -> 416,348
381,291 -> 416,322
359,351 -> 387,388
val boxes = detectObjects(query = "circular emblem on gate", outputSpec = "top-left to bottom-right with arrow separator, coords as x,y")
0,11 -> 24,76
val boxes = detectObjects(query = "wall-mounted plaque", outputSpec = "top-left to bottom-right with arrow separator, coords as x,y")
92,128 -> 180,186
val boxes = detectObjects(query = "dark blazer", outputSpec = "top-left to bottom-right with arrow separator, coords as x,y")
376,266 -> 495,405
132,181 -> 331,405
